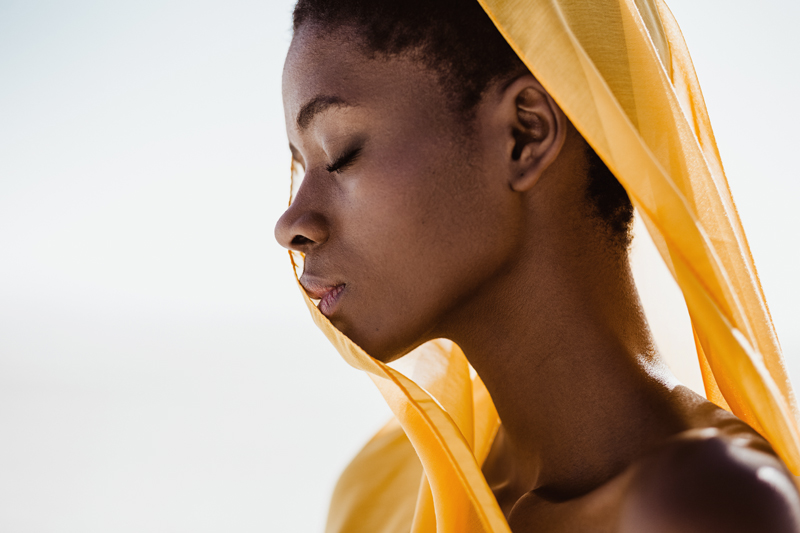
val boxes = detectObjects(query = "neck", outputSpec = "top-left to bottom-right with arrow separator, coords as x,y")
442,224 -> 683,501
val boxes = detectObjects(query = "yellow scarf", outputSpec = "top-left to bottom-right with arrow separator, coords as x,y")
288,1 -> 800,531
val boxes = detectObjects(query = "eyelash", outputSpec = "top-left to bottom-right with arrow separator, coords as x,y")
326,147 -> 362,174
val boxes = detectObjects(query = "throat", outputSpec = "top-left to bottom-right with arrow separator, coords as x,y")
469,317 -> 684,516
446,226 -> 685,517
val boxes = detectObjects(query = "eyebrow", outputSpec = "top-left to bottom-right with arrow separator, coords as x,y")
296,95 -> 349,130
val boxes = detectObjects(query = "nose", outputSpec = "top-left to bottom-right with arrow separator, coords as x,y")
274,183 -> 330,252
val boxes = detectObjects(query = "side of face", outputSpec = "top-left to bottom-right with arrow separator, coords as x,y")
276,26 -> 565,361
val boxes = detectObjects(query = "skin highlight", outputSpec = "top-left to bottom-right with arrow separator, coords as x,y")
276,26 -> 800,532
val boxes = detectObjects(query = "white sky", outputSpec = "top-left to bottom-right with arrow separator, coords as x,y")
0,1 -> 798,531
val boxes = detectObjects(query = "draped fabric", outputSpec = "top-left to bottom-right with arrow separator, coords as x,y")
287,1 -> 800,531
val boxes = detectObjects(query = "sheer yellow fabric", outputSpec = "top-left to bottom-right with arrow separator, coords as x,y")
288,1 -> 800,531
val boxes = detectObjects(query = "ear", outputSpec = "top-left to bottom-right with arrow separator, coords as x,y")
500,75 -> 567,192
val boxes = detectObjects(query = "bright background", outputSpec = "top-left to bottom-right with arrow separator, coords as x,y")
0,1 -> 797,531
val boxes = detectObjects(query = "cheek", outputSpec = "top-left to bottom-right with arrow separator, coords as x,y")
336,147 -> 515,360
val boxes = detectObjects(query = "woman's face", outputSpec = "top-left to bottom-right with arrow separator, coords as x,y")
277,26 -> 523,361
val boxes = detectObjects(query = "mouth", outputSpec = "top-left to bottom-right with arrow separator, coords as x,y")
300,279 -> 346,317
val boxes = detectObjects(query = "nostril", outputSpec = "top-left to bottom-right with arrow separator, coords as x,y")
291,235 -> 313,246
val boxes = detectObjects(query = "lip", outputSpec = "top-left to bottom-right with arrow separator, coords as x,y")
300,277 -> 346,317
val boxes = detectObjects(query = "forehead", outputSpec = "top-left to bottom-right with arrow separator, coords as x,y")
282,26 -> 452,133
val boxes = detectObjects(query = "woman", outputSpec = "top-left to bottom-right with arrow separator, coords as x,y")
276,0 -> 800,531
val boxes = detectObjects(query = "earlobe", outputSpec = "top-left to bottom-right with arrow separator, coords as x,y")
507,82 -> 567,192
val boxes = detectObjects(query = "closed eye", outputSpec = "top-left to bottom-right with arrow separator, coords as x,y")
326,146 -> 362,174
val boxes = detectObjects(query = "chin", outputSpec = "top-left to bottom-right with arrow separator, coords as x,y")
330,299 -> 436,363
338,321 -> 419,364
352,335 -> 407,364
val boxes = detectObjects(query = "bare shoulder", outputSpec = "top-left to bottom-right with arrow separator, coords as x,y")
619,426 -> 800,533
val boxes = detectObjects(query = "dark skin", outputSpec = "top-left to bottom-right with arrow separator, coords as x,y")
276,26 -> 800,532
